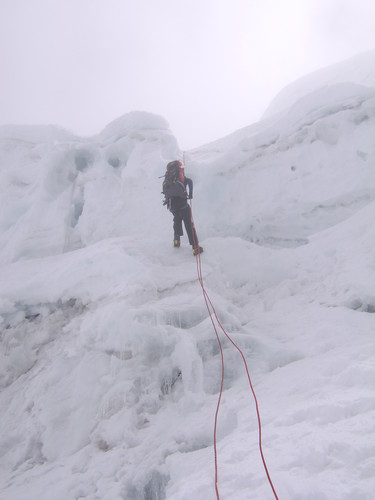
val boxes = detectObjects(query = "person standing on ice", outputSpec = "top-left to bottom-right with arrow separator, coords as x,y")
162,160 -> 203,255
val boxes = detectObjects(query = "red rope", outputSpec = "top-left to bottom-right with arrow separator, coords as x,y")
190,210 -> 224,497
188,197 -> 278,500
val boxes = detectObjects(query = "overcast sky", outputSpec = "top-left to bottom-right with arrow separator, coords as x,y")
1,0 -> 375,149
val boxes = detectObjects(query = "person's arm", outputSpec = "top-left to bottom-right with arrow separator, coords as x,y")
185,177 -> 193,199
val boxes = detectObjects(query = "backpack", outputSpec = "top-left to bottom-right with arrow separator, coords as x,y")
162,160 -> 186,208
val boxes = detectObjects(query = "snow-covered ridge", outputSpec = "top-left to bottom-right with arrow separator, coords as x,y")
1,52 -> 375,499
0,124 -> 79,144
0,111 -> 171,144
263,49 -> 375,118
0,112 -> 180,264
189,79 -> 375,249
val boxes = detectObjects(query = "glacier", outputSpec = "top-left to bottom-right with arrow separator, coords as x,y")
0,51 -> 375,499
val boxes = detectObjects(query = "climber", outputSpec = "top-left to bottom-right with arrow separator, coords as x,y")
162,160 -> 203,256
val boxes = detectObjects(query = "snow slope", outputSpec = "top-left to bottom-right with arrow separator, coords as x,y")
0,52 -> 375,500
262,49 -> 375,119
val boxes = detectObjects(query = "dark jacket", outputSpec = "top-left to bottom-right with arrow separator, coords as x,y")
169,177 -> 193,213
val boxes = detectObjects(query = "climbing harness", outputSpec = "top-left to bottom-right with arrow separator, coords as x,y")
184,153 -> 279,500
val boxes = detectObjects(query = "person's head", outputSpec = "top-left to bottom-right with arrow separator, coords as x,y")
166,160 -> 182,172
166,160 -> 184,182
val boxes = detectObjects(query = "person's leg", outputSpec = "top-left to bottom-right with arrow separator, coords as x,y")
173,212 -> 183,236
173,212 -> 183,246
181,206 -> 198,246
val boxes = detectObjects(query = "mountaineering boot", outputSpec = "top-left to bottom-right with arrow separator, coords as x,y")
174,235 -> 180,248
192,246 -> 203,256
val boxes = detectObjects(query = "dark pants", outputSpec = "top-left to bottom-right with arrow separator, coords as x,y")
173,205 -> 198,247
